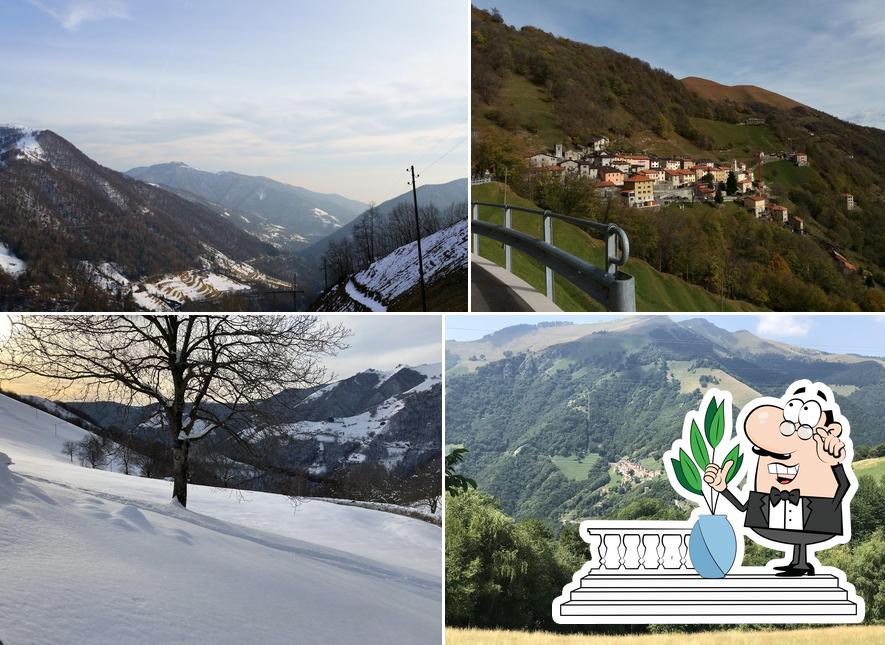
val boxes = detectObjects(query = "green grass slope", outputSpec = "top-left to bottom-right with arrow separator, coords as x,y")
690,117 -> 783,156
855,456 -> 885,480
472,182 -> 762,312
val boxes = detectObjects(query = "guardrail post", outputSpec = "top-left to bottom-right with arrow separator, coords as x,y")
544,213 -> 554,302
504,207 -> 512,272
606,228 -> 617,275
472,203 -> 479,255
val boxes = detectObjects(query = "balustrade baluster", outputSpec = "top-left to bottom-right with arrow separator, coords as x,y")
641,533 -> 661,569
602,533 -> 622,569
586,532 -> 602,572
661,533 -> 683,569
622,533 -> 641,569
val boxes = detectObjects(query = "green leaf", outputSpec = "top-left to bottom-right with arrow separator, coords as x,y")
677,449 -> 703,495
727,454 -> 744,484
721,444 -> 742,483
671,458 -> 700,496
704,397 -> 718,436
706,401 -> 725,449
689,420 -> 709,469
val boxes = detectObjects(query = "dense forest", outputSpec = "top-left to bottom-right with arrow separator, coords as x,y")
471,7 -> 885,311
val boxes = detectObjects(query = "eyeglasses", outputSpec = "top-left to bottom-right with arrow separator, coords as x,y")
779,421 -> 814,440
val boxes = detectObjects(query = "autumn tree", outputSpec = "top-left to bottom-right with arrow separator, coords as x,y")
0,315 -> 349,507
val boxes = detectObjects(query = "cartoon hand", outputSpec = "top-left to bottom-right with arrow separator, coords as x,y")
814,426 -> 845,465
703,460 -> 732,493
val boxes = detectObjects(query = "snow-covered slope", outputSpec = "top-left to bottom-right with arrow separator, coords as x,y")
0,393 -> 441,644
0,241 -> 26,277
316,219 -> 467,311
0,125 -> 47,167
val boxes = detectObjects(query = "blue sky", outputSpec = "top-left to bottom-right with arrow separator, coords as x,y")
445,314 -> 885,358
475,0 -> 885,130
1,0 -> 468,202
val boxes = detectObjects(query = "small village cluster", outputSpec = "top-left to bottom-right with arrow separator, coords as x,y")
525,137 -> 856,238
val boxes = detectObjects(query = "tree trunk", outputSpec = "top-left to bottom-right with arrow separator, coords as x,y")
172,439 -> 189,507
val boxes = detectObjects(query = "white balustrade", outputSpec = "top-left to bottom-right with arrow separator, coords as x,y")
580,521 -> 694,573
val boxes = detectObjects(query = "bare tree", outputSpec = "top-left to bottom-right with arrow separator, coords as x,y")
410,458 -> 442,515
61,440 -> 77,463
1,315 -> 349,507
111,432 -> 136,476
76,435 -> 108,469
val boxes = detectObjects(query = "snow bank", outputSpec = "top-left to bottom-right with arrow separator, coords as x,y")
0,241 -> 26,277
0,451 -> 13,491
345,279 -> 387,311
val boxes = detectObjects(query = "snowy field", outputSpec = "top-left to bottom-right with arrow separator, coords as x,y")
0,394 -> 442,644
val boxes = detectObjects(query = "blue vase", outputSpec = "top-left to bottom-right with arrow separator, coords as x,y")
689,514 -> 737,578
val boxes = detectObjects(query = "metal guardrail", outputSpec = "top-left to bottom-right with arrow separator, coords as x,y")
471,202 -> 636,312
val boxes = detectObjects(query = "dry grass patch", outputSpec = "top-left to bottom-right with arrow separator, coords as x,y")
446,625 -> 885,645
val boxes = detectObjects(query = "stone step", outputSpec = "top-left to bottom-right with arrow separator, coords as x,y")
570,588 -> 849,602
579,573 -> 840,589
559,598 -> 859,621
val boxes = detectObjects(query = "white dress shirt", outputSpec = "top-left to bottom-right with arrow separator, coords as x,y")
769,495 -> 804,530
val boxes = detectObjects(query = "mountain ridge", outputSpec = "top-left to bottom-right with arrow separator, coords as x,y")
126,162 -> 368,248
681,76 -> 806,111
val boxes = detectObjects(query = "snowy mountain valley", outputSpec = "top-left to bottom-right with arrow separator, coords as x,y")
0,126 -> 467,312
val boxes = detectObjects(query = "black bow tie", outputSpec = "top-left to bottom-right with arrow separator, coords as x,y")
769,487 -> 801,506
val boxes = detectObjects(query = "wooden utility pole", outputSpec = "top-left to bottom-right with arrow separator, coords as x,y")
292,272 -> 303,311
408,165 -> 428,312
369,203 -> 376,264
322,256 -> 328,292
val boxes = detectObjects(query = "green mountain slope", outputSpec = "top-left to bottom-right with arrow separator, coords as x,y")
446,317 -> 885,524
471,7 -> 885,311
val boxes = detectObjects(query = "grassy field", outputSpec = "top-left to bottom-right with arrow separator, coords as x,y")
855,456 -> 885,479
476,73 -> 563,149
691,117 -> 783,156
667,360 -> 761,408
472,182 -> 762,312
446,626 -> 885,645
761,160 -> 820,190
551,453 -> 602,481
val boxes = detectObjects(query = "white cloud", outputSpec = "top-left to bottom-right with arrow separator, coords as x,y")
30,0 -> 129,31
755,315 -> 811,339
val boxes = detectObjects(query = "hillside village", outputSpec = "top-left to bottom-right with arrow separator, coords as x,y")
518,136 -> 860,273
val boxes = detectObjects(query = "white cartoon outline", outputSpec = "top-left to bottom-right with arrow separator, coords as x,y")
552,382 -> 865,624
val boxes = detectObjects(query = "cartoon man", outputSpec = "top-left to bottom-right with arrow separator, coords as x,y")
704,382 -> 853,577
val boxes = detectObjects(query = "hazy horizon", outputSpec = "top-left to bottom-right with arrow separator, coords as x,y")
1,0 -> 468,203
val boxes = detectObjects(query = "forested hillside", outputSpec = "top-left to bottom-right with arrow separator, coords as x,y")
446,317 -> 885,524
471,7 -> 885,311
0,127 -> 280,310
